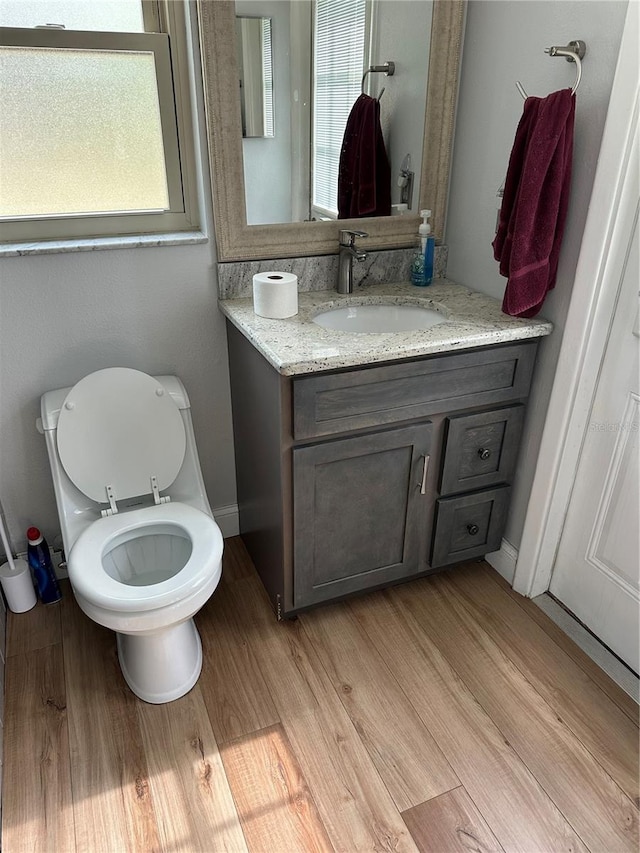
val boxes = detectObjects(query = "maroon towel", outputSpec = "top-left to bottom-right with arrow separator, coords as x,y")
338,94 -> 391,219
493,88 -> 575,317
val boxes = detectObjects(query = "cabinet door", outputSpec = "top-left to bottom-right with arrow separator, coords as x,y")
293,424 -> 432,608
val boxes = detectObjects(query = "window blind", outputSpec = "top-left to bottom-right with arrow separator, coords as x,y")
261,17 -> 273,137
312,0 -> 366,217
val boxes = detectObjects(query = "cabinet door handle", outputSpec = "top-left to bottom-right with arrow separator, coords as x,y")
420,455 -> 430,495
467,523 -> 479,535
478,447 -> 491,460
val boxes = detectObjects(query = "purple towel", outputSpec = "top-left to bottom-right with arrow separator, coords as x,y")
493,88 -> 575,317
338,94 -> 391,219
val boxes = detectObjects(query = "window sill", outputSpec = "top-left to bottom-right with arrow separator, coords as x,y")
0,230 -> 208,258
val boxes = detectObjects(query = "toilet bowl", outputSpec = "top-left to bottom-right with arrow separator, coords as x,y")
39,367 -> 223,704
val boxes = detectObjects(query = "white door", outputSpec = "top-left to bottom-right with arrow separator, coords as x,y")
550,151 -> 639,672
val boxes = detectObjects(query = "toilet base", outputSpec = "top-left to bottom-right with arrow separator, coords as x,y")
116,618 -> 203,704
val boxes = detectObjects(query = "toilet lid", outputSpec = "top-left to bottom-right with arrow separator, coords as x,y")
57,368 -> 186,505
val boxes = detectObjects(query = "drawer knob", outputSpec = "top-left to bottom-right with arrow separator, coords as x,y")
467,523 -> 480,536
478,447 -> 491,460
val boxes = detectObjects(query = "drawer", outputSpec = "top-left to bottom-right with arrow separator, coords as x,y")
293,342 -> 537,439
440,405 -> 524,495
431,486 -> 510,568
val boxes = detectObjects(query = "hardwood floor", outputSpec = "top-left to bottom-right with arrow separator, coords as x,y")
2,538 -> 638,853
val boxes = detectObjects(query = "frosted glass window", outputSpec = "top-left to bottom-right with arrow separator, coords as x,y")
0,0 -> 144,32
0,46 -> 170,217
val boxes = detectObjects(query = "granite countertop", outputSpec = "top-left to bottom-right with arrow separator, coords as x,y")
218,280 -> 553,376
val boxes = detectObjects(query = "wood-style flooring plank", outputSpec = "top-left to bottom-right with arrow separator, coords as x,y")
196,579 -> 280,744
2,644 -> 75,853
487,566 -> 640,725
137,684 -> 248,853
300,602 -> 459,811
220,723 -> 333,853
402,787 -> 504,853
6,596 -> 61,658
226,573 -> 419,853
392,574 -> 639,852
349,590 -> 588,853
61,593 -> 161,853
5,540 -> 638,853
220,536 -> 258,584
449,563 -> 640,802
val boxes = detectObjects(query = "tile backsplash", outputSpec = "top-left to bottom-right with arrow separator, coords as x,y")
217,245 -> 448,300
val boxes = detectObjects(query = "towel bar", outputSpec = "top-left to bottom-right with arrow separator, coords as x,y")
516,40 -> 587,99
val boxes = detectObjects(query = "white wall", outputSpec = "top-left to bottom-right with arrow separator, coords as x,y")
446,0 -> 628,550
238,0 -> 293,225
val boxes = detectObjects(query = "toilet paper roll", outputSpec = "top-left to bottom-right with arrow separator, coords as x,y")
0,558 -> 37,613
253,271 -> 298,319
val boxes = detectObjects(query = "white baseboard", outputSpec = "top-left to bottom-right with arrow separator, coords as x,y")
485,538 -> 518,585
212,503 -> 239,538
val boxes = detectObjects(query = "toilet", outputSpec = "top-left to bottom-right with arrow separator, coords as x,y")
38,367 -> 223,704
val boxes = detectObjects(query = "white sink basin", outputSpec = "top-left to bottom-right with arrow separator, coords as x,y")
312,303 -> 447,333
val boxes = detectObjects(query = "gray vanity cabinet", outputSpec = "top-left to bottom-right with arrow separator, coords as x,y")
226,321 -> 539,618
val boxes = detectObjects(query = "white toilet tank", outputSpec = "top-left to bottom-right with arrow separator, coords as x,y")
39,373 -> 214,556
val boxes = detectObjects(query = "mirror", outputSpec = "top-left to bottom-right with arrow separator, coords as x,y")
239,0 -> 431,225
197,0 -> 465,261
236,16 -> 274,139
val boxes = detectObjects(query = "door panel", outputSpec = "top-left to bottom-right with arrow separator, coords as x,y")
551,199 -> 639,672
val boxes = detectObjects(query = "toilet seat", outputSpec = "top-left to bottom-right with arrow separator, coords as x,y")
57,367 -> 186,506
68,502 -> 223,613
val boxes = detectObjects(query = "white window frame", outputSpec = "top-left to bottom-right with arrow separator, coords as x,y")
0,0 -> 198,244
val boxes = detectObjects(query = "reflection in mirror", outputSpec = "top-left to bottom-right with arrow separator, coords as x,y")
237,0 -> 432,226
236,16 -> 274,138
311,0 -> 369,221
197,0 -> 465,261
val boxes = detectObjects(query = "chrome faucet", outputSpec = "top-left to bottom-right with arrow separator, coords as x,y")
337,229 -> 368,294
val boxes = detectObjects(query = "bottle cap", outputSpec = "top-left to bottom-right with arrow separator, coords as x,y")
419,209 -> 432,237
27,526 -> 43,545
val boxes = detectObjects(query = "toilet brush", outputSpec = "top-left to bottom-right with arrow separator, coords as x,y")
0,500 -> 37,613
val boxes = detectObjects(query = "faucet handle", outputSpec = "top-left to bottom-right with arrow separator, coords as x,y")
339,229 -> 369,247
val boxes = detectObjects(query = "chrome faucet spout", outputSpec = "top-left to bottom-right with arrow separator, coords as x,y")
337,229 -> 368,294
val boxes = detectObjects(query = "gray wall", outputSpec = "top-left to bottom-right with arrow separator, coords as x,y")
446,0 -> 628,550
0,7 -> 237,552
372,0 -> 433,212
0,242 -> 237,549
0,0 -> 629,568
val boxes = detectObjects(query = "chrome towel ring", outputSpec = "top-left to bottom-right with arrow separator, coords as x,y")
361,61 -> 395,100
516,40 -> 587,99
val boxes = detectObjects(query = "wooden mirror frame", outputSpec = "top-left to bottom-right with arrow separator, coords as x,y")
197,0 -> 465,262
